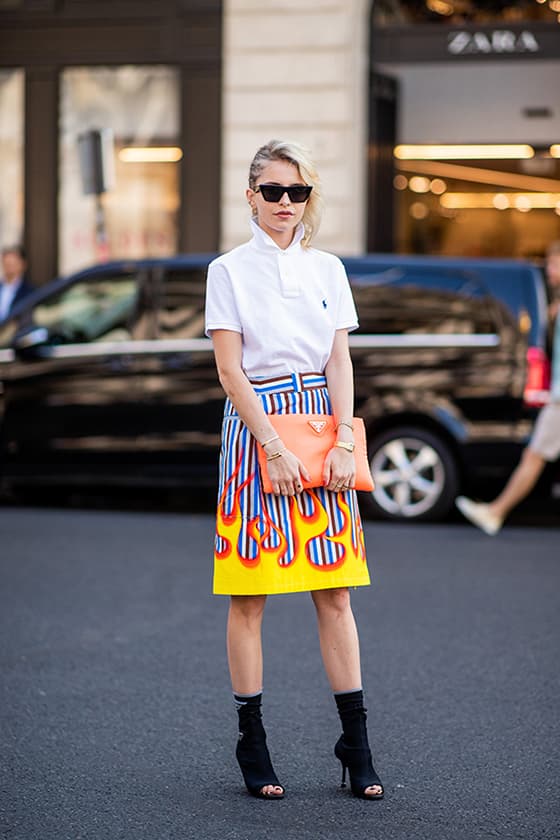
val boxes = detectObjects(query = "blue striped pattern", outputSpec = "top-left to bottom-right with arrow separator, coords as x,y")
215,376 -> 364,577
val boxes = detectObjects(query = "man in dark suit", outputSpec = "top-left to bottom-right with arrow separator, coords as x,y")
0,244 -> 33,321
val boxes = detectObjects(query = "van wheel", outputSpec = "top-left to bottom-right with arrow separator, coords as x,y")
364,426 -> 459,522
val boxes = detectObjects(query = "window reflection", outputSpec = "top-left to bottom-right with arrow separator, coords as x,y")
31,274 -> 147,343
59,66 -> 180,274
156,269 -> 207,339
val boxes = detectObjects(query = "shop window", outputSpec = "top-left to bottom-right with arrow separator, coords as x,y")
373,0 -> 559,26
0,69 -> 24,249
59,66 -> 181,275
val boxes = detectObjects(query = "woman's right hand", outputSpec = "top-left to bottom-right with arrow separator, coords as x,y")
266,448 -> 310,496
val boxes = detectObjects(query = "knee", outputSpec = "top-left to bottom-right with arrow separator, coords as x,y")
229,595 -> 267,627
312,587 -> 351,619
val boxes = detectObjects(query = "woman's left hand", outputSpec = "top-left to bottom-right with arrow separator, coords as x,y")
322,447 -> 355,493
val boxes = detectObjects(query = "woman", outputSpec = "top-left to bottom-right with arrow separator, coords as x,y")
205,140 -> 383,800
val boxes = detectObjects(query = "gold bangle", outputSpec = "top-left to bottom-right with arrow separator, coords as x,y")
336,420 -> 354,432
261,434 -> 280,447
335,440 -> 355,453
266,449 -> 286,462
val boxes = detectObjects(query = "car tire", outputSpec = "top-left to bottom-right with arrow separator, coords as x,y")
363,426 -> 459,522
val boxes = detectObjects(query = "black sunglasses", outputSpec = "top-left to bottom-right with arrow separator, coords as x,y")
254,183 -> 313,203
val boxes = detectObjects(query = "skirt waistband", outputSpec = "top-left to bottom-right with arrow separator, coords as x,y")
249,371 -> 326,394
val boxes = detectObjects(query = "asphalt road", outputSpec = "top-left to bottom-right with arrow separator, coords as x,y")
1,507 -> 559,840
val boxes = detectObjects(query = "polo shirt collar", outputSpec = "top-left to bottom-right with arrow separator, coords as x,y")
250,218 -> 305,254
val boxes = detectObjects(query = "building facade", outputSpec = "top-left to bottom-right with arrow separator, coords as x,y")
1,0 -> 560,286
0,0 -> 222,286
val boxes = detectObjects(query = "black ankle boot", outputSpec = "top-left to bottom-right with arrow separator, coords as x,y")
235,693 -> 284,799
334,690 -> 384,800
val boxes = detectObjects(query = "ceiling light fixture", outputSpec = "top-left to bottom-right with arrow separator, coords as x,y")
396,159 -> 560,193
119,147 -> 183,163
394,144 -> 535,160
440,192 -> 560,209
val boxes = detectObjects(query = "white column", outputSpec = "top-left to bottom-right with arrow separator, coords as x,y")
222,0 -> 371,254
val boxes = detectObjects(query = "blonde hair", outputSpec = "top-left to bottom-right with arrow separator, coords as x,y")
248,139 -> 323,247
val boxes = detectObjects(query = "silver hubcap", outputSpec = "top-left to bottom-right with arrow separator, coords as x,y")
371,437 -> 445,517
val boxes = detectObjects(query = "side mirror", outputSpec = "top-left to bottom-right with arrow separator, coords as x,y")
12,325 -> 51,358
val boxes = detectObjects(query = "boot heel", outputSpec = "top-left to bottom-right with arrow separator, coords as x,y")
335,735 -> 384,800
334,691 -> 385,800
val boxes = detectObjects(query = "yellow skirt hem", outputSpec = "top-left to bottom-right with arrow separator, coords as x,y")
213,572 -> 371,597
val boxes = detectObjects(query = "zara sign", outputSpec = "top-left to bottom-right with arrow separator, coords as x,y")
448,30 -> 540,56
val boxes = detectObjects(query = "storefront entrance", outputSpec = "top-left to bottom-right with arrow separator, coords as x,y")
369,1 -> 560,257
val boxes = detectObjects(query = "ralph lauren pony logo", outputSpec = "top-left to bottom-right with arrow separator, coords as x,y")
308,420 -> 328,435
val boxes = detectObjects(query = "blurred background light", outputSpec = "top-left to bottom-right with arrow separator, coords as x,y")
118,147 -> 183,163
396,159 -> 560,192
409,175 -> 431,193
440,192 -> 560,209
394,144 -> 535,160
426,0 -> 454,15
492,193 -> 509,210
429,178 -> 447,195
393,174 -> 408,190
410,201 -> 429,219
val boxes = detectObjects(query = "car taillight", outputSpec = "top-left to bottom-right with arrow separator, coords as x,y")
524,347 -> 551,407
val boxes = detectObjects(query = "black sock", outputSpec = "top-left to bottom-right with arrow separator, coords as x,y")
334,689 -> 369,748
234,691 -> 263,730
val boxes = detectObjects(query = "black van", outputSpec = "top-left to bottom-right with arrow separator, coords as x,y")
344,254 -> 551,519
0,253 -> 555,521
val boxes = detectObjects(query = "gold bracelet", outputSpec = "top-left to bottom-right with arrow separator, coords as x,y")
336,420 -> 354,432
266,449 -> 286,462
261,434 -> 280,447
335,440 -> 355,453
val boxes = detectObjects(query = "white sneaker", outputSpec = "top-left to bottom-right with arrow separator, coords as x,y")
455,496 -> 503,536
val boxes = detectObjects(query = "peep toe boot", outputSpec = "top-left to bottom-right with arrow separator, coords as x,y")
334,689 -> 384,800
235,695 -> 284,799
334,735 -> 384,800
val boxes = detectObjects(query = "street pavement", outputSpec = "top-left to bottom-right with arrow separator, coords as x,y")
1,506 -> 559,840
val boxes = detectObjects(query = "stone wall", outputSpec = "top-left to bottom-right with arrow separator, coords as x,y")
222,0 -> 371,254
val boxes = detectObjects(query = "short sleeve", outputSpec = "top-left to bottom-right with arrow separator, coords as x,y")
334,258 -> 359,332
205,259 -> 242,336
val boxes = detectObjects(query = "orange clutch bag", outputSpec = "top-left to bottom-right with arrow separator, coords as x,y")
256,415 -> 374,494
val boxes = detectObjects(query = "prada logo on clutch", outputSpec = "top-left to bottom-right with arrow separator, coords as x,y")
308,420 -> 327,434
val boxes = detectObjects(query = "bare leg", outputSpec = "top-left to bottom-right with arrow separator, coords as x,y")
227,595 -> 282,798
489,447 -> 546,522
227,594 -> 267,695
311,587 -> 382,797
311,587 -> 362,691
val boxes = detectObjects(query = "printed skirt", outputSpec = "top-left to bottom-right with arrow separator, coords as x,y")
213,372 -> 371,595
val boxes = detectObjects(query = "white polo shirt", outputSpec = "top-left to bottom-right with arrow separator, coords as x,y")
205,220 -> 358,378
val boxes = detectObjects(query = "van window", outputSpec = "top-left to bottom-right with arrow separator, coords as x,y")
156,268 -> 207,339
7,272 -> 147,345
348,266 -> 497,335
